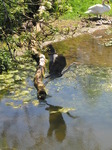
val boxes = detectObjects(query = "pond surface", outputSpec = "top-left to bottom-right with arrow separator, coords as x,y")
0,28 -> 112,150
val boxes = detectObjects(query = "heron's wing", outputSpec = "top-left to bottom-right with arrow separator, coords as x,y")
88,4 -> 103,10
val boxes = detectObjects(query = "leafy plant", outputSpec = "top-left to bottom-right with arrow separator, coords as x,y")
0,0 -> 71,73
0,49 -> 11,73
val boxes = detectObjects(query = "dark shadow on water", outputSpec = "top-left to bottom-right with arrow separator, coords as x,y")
45,102 -> 78,142
46,105 -> 66,142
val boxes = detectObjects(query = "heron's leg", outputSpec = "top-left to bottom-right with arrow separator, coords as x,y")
89,14 -> 91,19
97,14 -> 98,18
100,14 -> 102,19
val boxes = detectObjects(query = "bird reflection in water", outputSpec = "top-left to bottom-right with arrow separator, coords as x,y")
46,103 -> 78,142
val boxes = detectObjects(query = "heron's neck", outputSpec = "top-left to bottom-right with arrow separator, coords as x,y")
102,0 -> 105,5
102,0 -> 109,5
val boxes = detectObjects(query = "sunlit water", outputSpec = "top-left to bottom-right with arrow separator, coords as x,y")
0,28 -> 112,150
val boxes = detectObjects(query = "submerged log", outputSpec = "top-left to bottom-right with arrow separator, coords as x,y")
34,53 -> 47,100
33,44 -> 67,100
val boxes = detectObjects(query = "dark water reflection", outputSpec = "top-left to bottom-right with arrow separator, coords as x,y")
0,29 -> 112,150
46,104 -> 67,142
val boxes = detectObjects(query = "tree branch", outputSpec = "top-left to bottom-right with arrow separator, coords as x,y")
1,28 -> 13,59
1,0 -> 9,24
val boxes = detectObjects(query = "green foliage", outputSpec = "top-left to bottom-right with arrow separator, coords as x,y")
0,49 -> 12,73
0,0 -> 28,28
0,0 -> 71,73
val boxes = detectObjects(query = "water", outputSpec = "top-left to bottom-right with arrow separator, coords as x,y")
0,28 -> 112,150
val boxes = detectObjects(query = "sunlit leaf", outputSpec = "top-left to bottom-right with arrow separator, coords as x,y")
0,75 -> 5,80
19,64 -> 24,69
23,101 -> 29,104
0,86 -> 6,90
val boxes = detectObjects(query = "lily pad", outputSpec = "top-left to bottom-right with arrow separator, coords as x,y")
32,100 -> 39,106
5,102 -> 14,106
14,75 -> 22,81
5,78 -> 14,84
13,105 -> 21,109
21,90 -> 29,95
50,107 -> 75,114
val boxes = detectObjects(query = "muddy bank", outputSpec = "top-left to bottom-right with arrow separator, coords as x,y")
51,20 -> 112,67
42,17 -> 112,47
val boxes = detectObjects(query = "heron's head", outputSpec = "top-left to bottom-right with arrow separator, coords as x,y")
102,0 -> 110,4
107,0 -> 109,4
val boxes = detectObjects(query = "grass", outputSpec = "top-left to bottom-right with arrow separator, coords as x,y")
62,0 -> 112,19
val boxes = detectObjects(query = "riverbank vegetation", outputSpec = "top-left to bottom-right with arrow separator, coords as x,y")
0,0 -> 70,73
0,0 -> 112,73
